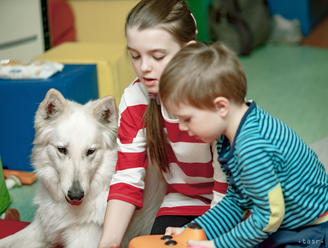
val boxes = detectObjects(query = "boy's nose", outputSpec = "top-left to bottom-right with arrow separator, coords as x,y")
178,122 -> 188,132
188,130 -> 194,137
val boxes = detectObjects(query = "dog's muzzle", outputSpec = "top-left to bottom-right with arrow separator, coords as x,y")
66,180 -> 84,206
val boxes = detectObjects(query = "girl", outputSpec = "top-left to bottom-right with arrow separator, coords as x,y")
98,1 -> 227,247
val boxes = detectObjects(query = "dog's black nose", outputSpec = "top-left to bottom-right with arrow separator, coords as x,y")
67,180 -> 84,201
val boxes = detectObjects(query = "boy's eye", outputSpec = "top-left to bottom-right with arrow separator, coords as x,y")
181,117 -> 191,123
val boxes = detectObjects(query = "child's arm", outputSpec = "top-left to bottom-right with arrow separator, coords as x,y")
4,169 -> 37,185
192,189 -> 246,239
98,199 -> 136,248
195,159 -> 284,247
211,183 -> 284,247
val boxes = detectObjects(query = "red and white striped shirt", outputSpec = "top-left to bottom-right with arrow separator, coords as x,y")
108,79 -> 227,217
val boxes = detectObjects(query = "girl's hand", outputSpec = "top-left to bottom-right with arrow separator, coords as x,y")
187,240 -> 215,248
164,226 -> 185,236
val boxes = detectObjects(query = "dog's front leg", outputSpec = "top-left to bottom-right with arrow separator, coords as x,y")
63,223 -> 102,248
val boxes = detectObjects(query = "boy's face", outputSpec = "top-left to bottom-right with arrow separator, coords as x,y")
166,102 -> 226,143
126,26 -> 182,94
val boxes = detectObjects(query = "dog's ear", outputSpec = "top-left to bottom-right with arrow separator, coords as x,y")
37,88 -> 67,121
93,95 -> 118,125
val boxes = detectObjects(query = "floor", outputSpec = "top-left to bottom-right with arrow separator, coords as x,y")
311,136 -> 328,173
245,15 -> 328,172
241,44 -> 328,144
300,15 -> 328,173
4,14 -> 328,223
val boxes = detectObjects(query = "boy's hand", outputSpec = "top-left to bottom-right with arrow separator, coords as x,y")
164,226 -> 185,236
165,227 -> 213,248
187,240 -> 215,248
98,242 -> 119,248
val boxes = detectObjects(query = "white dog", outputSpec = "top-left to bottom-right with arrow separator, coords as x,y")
0,89 -> 165,248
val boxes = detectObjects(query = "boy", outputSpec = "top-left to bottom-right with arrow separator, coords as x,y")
159,42 -> 328,248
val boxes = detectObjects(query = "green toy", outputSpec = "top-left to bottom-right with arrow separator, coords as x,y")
0,155 -> 11,215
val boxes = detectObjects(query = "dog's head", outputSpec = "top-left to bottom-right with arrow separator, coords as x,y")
32,88 -> 118,206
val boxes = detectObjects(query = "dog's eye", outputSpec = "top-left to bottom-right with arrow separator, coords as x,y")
86,149 -> 96,156
57,147 -> 68,155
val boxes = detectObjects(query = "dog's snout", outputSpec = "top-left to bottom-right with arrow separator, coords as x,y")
67,180 -> 84,201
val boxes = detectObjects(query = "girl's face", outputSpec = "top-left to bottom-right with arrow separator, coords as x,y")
126,26 -> 182,94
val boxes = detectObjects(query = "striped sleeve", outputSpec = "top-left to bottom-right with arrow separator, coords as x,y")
210,141 -> 227,207
108,81 -> 148,208
195,189 -> 246,241
197,139 -> 285,247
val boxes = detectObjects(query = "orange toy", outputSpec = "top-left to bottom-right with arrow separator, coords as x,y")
128,223 -> 207,248
3,169 -> 37,185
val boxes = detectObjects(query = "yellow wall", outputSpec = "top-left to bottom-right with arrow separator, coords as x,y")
67,0 -> 138,43
35,1 -> 138,102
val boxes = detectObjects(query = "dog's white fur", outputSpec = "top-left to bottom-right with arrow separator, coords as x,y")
0,89 -> 165,248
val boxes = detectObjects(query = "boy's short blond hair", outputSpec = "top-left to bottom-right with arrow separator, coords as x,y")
160,42 -> 247,109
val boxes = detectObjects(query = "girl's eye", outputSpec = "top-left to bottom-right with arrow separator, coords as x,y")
131,55 -> 140,60
129,52 -> 140,60
57,147 -> 68,155
154,56 -> 165,61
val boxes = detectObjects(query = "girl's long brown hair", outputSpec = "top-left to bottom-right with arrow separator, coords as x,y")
126,0 -> 197,172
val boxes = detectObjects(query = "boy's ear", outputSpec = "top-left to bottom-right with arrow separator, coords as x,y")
213,97 -> 229,117
185,40 -> 197,47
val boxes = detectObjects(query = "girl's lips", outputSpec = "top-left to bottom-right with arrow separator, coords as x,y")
143,78 -> 157,87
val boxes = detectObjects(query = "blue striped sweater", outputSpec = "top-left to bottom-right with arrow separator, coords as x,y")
194,101 -> 328,247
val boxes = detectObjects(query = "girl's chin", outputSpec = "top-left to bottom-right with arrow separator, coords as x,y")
146,87 -> 159,94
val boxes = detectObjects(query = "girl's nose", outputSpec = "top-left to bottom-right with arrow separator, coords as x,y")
141,58 -> 151,72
